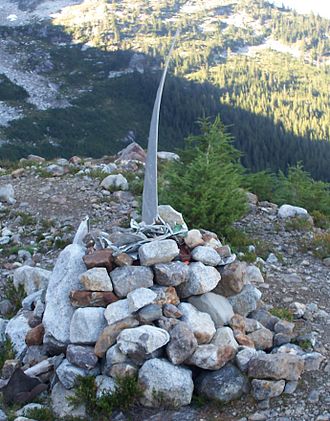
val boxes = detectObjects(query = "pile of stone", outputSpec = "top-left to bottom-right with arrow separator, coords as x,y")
0,208 -> 325,418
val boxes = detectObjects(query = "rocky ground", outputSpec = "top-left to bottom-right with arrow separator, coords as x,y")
0,148 -> 329,421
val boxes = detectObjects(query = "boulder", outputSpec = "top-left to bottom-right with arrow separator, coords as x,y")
104,345 -> 129,373
243,265 -> 264,284
196,363 -> 249,402
184,229 -> 204,249
151,286 -> 180,305
166,322 -> 198,365
157,151 -> 180,161
110,266 -> 153,298
278,204 -> 309,219
83,249 -> 113,272
138,359 -> 193,408
5,310 -> 31,358
94,316 -> 139,358
303,352 -> 325,371
79,268 -> 113,291
116,142 -> 146,163
56,359 -> 99,389
157,205 -> 188,230
13,266 -> 51,295
211,327 -> 239,351
187,343 -> 236,370
117,325 -> 170,356
177,262 -> 220,298
70,291 -> 119,308
163,304 -> 182,319
251,379 -> 285,401
104,299 -> 132,325
66,345 -> 98,370
43,244 -> 86,346
137,304 -> 163,324
51,381 -> 86,418
45,164 -> 66,177
244,317 -> 263,333
139,240 -> 179,266
95,375 -> 116,398
248,354 -> 304,381
274,320 -> 295,335
215,261 -> 244,296
127,288 -> 157,312
178,302 -> 216,344
248,309 -> 280,330
153,262 -> 189,286
191,246 -> 221,266
25,324 -> 44,346
0,184 -> 15,204
70,307 -> 106,344
247,328 -> 274,350
235,347 -> 258,372
228,285 -> 262,316
100,174 -> 128,191
188,292 -> 234,327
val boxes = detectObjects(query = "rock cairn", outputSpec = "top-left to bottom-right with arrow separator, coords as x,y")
1,207 -> 325,417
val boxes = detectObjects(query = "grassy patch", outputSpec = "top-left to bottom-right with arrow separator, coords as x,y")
0,339 -> 15,371
68,374 -> 142,419
270,307 -> 294,322
311,232 -> 330,259
284,217 -> 313,232
14,211 -> 36,226
0,277 -> 26,318
311,211 -> 330,230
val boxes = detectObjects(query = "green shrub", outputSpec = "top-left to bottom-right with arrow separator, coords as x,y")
284,217 -> 313,232
311,210 -> 330,229
311,232 -> 330,259
0,339 -> 15,370
159,117 -> 247,236
270,307 -> 294,322
243,170 -> 278,202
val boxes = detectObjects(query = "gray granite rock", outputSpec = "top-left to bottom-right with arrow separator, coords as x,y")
5,310 -> 30,358
247,328 -> 274,350
184,229 -> 204,249
178,302 -> 216,344
211,327 -> 239,350
43,244 -> 86,346
191,246 -> 221,266
153,262 -> 189,286
13,266 -> 51,295
251,379 -> 285,401
66,345 -> 98,370
235,347 -> 258,372
70,307 -> 106,344
95,375 -> 116,398
51,381 -> 86,418
186,343 -> 236,370
56,359 -> 99,389
248,309 -> 280,330
104,299 -> 132,325
100,174 -> 128,191
127,288 -> 157,312
117,325 -> 170,355
138,358 -> 193,408
248,354 -> 304,381
138,304 -> 162,324
188,292 -> 234,327
166,322 -> 198,365
228,285 -> 262,316
139,240 -> 179,266
196,363 -> 249,402
177,263 -> 220,298
110,266 -> 153,298
79,268 -> 113,291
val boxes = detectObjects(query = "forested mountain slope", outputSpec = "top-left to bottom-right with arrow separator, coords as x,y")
0,0 -> 329,179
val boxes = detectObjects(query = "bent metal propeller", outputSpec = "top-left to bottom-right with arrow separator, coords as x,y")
141,29 -> 180,225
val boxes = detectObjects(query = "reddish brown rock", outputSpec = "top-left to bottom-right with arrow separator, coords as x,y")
229,314 -> 246,333
94,316 -> 139,358
234,331 -> 255,348
83,249 -> 113,272
152,286 -> 180,306
70,291 -> 119,307
215,261 -> 245,297
11,168 -> 25,178
25,324 -> 44,346
114,253 -> 134,267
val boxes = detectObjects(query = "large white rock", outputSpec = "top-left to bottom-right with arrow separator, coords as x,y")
177,262 -> 221,298
228,285 -> 262,317
278,204 -> 309,219
43,244 -> 86,346
70,307 -> 106,344
243,265 -> 264,284
184,229 -> 204,249
157,205 -> 188,230
186,343 -> 236,370
191,246 -> 221,266
157,151 -> 180,161
127,288 -> 157,312
104,299 -> 132,325
138,358 -> 193,408
188,292 -> 234,327
79,268 -> 113,291
100,174 -> 128,191
0,184 -> 15,204
178,302 -> 216,344
13,266 -> 51,295
5,310 -> 30,358
139,240 -> 179,266
117,326 -> 170,355
51,382 -> 86,418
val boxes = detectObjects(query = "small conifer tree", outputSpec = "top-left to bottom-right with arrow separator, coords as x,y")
160,117 -> 247,235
